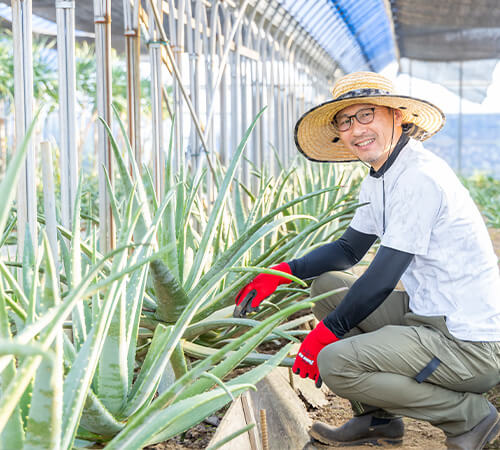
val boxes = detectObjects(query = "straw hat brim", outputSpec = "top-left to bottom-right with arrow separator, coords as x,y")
294,95 -> 445,163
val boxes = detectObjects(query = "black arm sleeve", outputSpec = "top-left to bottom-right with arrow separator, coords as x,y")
288,227 -> 377,280
323,246 -> 414,338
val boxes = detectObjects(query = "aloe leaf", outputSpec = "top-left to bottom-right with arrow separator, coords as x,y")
147,344 -> 292,446
124,323 -> 172,416
229,266 -> 307,287
103,166 -> 122,231
206,424 -> 255,450
176,301 -> 310,402
0,261 -> 29,311
95,192 -> 144,416
108,384 -> 253,449
185,108 -> 266,290
190,187 -> 338,300
22,229 -> 36,323
0,242 -> 152,441
115,300 -> 310,447
182,341 -> 295,366
70,177 -> 87,352
102,112 -> 152,238
150,259 -> 190,324
233,182 -> 246,235
78,389 -> 124,436
24,356 -> 60,449
94,207 -> 144,414
0,110 -> 40,237
25,235 -> 64,449
124,263 -> 148,393
0,280 -> 24,448
60,198 -> 164,447
162,122 -> 181,280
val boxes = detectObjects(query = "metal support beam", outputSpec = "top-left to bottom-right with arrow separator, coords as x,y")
123,0 -> 142,170
56,0 -> 78,231
94,0 -> 115,252
148,0 -> 164,199
12,0 -> 37,257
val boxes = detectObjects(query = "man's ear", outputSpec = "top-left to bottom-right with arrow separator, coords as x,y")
393,108 -> 403,126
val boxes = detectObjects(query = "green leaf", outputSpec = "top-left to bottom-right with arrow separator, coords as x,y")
0,280 -> 24,448
150,259 -> 190,323
184,108 -> 266,290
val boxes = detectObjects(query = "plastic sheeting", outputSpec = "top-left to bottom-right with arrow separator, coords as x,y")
280,0 -> 396,73
392,0 -> 500,61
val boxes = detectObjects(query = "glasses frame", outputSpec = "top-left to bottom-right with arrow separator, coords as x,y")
332,107 -> 376,132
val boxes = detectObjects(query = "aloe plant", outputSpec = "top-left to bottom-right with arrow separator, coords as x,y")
461,173 -> 500,228
144,112 -> 363,359
0,108 -> 361,449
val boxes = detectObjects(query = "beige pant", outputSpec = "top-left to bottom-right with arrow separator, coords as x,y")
312,271 -> 500,436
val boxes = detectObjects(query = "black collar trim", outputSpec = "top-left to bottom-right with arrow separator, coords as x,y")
370,134 -> 410,178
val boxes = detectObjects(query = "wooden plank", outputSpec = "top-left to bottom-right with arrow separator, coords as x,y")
208,395 -> 254,450
249,368 -> 312,450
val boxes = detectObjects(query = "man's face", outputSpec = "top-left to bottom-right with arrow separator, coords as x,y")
336,103 -> 402,171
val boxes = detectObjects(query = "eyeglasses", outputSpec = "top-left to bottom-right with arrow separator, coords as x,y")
333,107 -> 376,132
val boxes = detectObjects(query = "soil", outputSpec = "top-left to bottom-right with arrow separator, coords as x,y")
156,227 -> 500,449
309,391 -> 446,449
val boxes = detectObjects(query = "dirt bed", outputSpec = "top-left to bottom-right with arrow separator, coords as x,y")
309,391 -> 446,449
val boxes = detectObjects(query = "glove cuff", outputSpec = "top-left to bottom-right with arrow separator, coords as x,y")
315,321 -> 339,345
272,262 -> 293,285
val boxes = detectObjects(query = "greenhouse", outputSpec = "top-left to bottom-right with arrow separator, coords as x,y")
0,0 -> 499,449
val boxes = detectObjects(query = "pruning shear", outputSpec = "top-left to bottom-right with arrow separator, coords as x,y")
233,289 -> 258,318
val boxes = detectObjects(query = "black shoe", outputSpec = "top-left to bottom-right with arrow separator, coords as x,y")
445,402 -> 500,450
309,414 -> 404,447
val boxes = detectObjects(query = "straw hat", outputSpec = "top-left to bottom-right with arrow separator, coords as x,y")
294,71 -> 445,163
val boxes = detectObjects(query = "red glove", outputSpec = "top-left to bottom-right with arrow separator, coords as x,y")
233,262 -> 292,317
293,321 -> 339,388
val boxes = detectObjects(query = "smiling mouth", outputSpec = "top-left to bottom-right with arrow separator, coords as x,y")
355,138 -> 375,148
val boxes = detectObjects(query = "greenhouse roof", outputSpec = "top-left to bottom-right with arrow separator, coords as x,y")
279,0 -> 397,73
0,0 -> 498,86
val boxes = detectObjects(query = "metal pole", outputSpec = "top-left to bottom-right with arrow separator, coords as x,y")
203,0 -> 252,141
458,61 -> 463,174
11,0 -> 37,258
167,0 -> 180,174
219,3 -> 230,166
94,0 -> 115,252
147,0 -> 164,199
147,0 -> 216,179
175,0 -> 187,175
56,0 -> 78,231
189,0 -> 204,172
123,0 -> 142,169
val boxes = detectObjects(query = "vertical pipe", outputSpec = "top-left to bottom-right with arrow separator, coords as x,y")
12,0 -> 37,257
230,23 -> 241,172
185,0 -> 195,169
148,0 -> 164,200
123,0 -> 142,169
167,0 -> 180,174
206,0 -> 219,203
94,0 -> 115,252
190,0 -> 203,172
219,4 -> 230,166
458,61 -> 463,174
56,0 -> 78,232
176,0 -> 186,174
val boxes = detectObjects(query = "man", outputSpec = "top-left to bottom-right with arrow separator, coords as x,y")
234,72 -> 500,449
